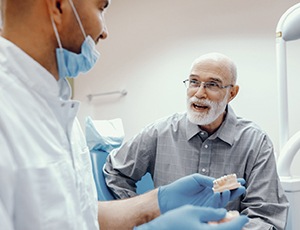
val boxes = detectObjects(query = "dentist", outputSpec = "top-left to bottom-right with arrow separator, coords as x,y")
0,0 -> 248,229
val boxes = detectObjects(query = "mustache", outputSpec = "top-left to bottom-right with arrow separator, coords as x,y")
188,97 -> 214,107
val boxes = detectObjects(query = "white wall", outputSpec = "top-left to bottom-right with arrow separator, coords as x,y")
74,0 -> 300,175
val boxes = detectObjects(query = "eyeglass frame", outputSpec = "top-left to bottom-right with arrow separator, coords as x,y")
183,79 -> 234,91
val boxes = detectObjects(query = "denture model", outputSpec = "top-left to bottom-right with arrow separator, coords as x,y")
209,210 -> 240,225
212,173 -> 241,192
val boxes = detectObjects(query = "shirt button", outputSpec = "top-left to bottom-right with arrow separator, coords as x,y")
201,132 -> 205,135
201,168 -> 206,173
204,144 -> 208,148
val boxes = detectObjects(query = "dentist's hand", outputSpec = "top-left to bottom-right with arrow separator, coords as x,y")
212,178 -> 246,208
134,205 -> 249,230
158,173 -> 246,214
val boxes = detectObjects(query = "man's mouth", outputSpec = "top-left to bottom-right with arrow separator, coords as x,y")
192,103 -> 210,111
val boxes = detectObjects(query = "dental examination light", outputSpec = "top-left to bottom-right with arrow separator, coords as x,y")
276,3 -> 300,175
276,3 -> 300,152
276,4 -> 300,230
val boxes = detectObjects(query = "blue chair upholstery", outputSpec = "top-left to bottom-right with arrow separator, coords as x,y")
90,150 -> 115,201
90,149 -> 154,201
136,173 -> 154,194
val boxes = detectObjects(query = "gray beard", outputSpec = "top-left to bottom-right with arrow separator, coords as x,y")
186,97 -> 227,125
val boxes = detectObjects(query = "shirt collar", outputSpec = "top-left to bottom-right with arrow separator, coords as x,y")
185,105 -> 237,145
185,114 -> 202,140
0,36 -> 71,101
210,105 -> 237,146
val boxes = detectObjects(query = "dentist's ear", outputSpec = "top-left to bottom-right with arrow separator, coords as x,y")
45,0 -> 70,28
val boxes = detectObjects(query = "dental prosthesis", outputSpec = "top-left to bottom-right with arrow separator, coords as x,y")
209,210 -> 240,225
212,174 -> 241,193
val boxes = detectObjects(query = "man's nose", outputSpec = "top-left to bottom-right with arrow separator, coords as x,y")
194,83 -> 207,99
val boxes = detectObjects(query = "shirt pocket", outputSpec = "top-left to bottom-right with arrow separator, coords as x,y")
15,161 -> 81,230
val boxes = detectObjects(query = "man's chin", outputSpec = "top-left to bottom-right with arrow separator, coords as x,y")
187,113 -> 208,125
192,120 -> 210,126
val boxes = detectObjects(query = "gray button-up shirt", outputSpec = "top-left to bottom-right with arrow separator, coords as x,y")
104,105 -> 289,230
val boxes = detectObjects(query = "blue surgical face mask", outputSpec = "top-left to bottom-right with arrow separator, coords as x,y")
55,36 -> 100,78
51,0 -> 100,79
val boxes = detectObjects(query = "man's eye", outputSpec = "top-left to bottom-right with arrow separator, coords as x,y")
190,80 -> 198,84
206,82 -> 219,87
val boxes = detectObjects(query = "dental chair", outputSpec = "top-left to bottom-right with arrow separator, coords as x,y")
90,149 -> 115,200
90,149 -> 154,201
86,116 -> 154,201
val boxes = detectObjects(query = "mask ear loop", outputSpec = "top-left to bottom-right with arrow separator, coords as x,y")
68,0 -> 87,39
51,17 -> 63,49
51,16 -> 66,76
50,15 -> 69,100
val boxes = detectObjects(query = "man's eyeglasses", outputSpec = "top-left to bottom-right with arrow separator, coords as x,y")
183,79 -> 233,92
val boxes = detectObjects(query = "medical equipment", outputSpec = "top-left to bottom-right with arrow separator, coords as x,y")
276,3 -> 300,230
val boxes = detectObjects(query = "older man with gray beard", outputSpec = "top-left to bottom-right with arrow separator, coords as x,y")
104,52 -> 289,230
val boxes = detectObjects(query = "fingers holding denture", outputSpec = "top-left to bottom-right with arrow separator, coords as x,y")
209,210 -> 240,225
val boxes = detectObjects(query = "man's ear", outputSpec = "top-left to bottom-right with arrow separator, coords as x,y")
228,85 -> 239,103
45,0 -> 64,26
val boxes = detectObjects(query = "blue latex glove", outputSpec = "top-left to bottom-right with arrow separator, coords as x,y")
158,173 -> 246,214
134,205 -> 249,230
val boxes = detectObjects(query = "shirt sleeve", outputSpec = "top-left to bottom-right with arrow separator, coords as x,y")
103,124 -> 157,199
240,134 -> 289,230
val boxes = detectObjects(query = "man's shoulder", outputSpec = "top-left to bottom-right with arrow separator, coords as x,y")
228,106 -> 265,134
235,116 -> 264,132
233,116 -> 273,146
141,112 -> 187,134
152,112 -> 187,126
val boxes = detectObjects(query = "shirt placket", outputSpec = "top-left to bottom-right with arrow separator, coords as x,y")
198,131 -> 211,176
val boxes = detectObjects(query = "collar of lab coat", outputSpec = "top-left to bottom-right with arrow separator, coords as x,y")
0,36 -> 71,101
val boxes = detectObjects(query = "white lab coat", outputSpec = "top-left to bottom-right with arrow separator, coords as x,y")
0,37 -> 99,230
